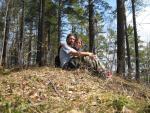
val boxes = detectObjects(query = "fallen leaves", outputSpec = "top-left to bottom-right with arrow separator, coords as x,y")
0,66 -> 149,113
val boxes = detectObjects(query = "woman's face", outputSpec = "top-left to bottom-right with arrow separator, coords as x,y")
75,40 -> 82,49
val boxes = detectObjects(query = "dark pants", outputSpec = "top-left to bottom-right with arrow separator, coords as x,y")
63,57 -> 81,69
63,56 -> 105,70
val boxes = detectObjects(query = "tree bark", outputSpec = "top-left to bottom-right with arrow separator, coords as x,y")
131,0 -> 140,81
18,0 -> 25,67
27,22 -> 33,66
124,2 -> 132,75
1,0 -> 11,67
88,0 -> 95,53
117,0 -> 125,75
47,26 -> 51,65
36,0 -> 45,66
58,0 -> 62,47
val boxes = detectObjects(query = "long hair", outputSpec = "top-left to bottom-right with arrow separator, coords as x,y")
75,37 -> 83,46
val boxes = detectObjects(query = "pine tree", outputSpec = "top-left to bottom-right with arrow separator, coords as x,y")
88,0 -> 95,53
117,0 -> 125,75
36,0 -> 45,66
1,0 -> 11,67
131,0 -> 140,81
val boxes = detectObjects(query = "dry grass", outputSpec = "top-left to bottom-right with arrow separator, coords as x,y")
0,66 -> 149,113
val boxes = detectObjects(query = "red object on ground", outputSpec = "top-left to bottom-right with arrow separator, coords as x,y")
106,71 -> 112,78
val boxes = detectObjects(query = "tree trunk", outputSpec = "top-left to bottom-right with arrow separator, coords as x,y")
117,0 -> 125,75
58,0 -> 62,47
27,22 -> 33,66
36,0 -> 45,66
131,0 -> 140,81
47,26 -> 51,65
88,0 -> 95,53
18,0 -> 25,67
1,0 -> 11,67
15,17 -> 19,66
125,24 -> 132,74
36,0 -> 42,66
124,2 -> 132,75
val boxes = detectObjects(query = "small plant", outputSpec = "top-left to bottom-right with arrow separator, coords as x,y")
143,104 -> 150,113
112,96 -> 128,113
0,69 -> 11,75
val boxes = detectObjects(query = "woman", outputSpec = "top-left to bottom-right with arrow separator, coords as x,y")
74,37 -> 112,78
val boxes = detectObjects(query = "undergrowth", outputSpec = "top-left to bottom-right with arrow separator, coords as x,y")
0,67 -> 149,113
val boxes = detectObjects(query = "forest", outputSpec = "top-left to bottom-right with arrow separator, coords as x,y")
0,0 -> 150,112
0,0 -> 149,82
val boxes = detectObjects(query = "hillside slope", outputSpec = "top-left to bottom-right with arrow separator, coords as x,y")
0,67 -> 150,113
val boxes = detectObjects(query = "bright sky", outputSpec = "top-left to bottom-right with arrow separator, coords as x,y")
107,0 -> 150,43
130,6 -> 150,42
60,0 -> 150,43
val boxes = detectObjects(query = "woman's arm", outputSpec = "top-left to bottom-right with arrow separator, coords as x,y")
70,51 -> 95,58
